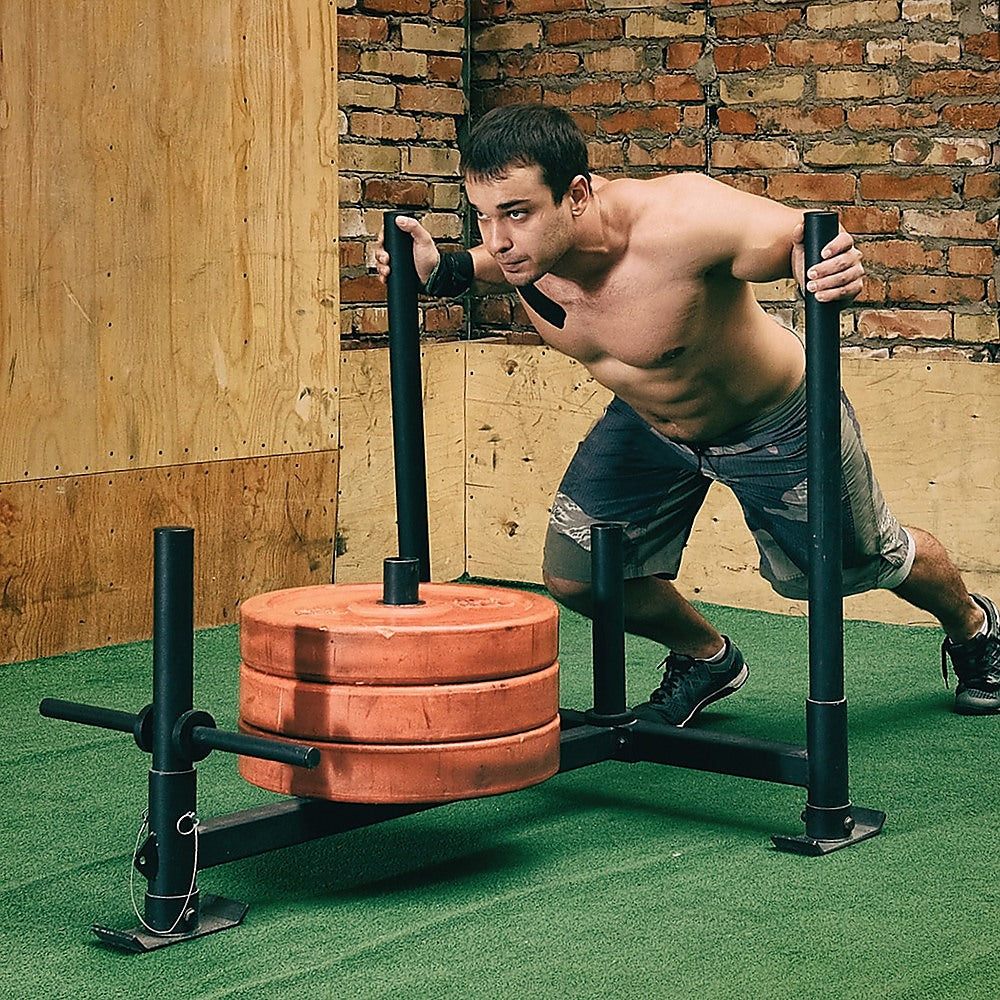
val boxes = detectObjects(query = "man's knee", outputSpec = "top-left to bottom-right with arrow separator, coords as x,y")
542,570 -> 591,611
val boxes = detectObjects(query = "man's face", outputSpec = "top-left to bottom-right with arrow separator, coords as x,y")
465,164 -> 575,286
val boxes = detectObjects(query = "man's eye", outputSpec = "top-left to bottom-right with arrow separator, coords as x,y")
509,210 -> 525,220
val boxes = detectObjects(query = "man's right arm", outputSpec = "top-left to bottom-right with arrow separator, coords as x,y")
375,216 -> 507,294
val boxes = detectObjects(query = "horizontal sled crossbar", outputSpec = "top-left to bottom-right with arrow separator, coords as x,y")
198,799 -> 434,869
558,709 -> 809,787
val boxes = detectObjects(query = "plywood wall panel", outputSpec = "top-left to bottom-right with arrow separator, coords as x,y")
465,346 -> 611,585
465,345 -> 1000,626
336,344 -> 466,584
0,451 -> 338,664
0,1 -> 339,483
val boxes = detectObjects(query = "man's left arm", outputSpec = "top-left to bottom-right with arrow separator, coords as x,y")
710,178 -> 864,303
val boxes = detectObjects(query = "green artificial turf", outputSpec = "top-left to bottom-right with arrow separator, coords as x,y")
2,603 -> 998,1000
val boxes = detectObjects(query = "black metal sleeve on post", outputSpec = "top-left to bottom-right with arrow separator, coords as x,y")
384,211 -> 431,583
382,556 -> 423,606
585,522 -> 633,725
153,527 -> 195,772
145,526 -> 201,934
802,211 -> 852,842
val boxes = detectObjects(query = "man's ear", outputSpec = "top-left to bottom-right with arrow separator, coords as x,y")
567,174 -> 591,217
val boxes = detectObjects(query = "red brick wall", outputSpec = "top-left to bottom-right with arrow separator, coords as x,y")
337,2 -> 469,346
339,1 -> 999,360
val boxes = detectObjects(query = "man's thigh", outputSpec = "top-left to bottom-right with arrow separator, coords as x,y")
543,398 -> 712,582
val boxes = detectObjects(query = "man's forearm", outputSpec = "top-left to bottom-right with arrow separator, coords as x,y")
423,250 -> 475,297
469,244 -> 507,289
422,243 -> 508,298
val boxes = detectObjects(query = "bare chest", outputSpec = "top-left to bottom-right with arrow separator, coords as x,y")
530,268 -> 711,370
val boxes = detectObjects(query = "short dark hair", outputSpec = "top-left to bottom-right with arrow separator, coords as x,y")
460,104 -> 591,204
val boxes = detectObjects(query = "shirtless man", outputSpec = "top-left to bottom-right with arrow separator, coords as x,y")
376,102 -> 999,723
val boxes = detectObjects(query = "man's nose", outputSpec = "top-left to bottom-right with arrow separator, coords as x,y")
482,221 -> 513,255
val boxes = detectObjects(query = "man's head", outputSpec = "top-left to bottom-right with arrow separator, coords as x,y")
460,104 -> 593,287
460,103 -> 590,204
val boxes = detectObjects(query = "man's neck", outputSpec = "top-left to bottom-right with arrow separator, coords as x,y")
547,189 -> 627,290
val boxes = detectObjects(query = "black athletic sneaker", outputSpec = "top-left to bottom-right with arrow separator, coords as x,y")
632,638 -> 749,727
942,594 -> 1000,715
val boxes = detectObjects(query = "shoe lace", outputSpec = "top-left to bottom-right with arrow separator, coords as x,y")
942,632 -> 1000,689
650,653 -> 696,704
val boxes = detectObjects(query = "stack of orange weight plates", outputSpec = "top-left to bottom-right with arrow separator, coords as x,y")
237,582 -> 561,803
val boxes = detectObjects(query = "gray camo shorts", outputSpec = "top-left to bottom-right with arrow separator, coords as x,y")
542,378 -> 915,600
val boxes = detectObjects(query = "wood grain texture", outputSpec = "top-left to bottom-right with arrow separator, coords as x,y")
465,345 -> 1000,626
465,345 -> 612,583
0,1 -> 339,482
335,344 -> 466,584
0,452 -> 338,664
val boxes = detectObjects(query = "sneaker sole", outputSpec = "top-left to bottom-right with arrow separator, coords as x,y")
955,696 -> 1000,716
675,662 -> 750,728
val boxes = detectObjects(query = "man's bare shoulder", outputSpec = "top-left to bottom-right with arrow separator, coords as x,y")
599,172 -> 798,271
597,172 -> 739,229
594,173 -> 743,265
598,171 -> 718,201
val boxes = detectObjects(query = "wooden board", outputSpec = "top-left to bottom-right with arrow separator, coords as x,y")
335,344 -> 466,584
0,452 -> 338,664
466,346 -> 611,584
0,1 -> 339,482
465,345 -> 1000,626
